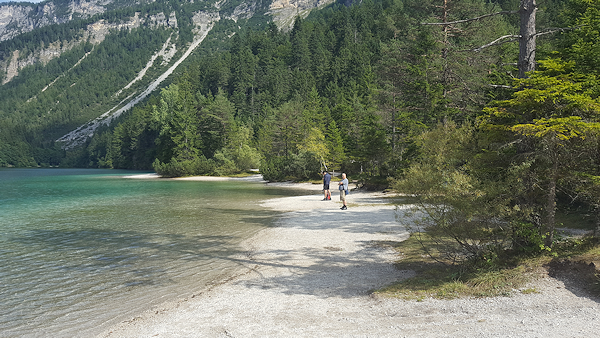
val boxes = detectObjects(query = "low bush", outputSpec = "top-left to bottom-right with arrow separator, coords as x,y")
260,151 -> 321,182
153,156 -> 216,177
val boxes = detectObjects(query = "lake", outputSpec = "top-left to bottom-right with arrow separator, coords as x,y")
0,169 -> 305,337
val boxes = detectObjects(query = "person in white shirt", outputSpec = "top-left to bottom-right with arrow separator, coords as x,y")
338,173 -> 348,210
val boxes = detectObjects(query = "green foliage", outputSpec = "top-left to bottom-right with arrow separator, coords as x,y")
481,59 -> 600,126
375,233 -> 536,299
152,156 -> 217,178
379,226 -> 600,300
0,140 -> 37,167
152,83 -> 203,161
557,0 -> 600,77
220,124 -> 261,171
110,104 -> 159,170
394,121 -> 511,263
325,120 -> 345,170
512,116 -> 600,142
511,222 -> 553,255
260,151 -> 321,182
376,0 -> 516,124
358,111 -> 390,175
479,58 -> 600,248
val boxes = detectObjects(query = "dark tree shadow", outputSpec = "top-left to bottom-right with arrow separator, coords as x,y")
546,258 -> 600,302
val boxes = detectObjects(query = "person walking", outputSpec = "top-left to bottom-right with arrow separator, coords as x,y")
338,173 -> 348,210
322,171 -> 332,200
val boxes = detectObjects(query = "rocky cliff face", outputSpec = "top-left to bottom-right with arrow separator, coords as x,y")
0,4 -> 32,41
68,0 -> 109,19
269,0 -> 335,30
0,0 -> 111,42
0,0 -> 333,41
0,10 -> 178,84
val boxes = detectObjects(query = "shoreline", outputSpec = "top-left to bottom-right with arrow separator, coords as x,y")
122,173 -> 325,191
98,189 -> 409,337
98,187 -> 600,337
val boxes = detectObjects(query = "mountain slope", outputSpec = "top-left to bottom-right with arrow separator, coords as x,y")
0,0 -> 333,166
57,11 -> 219,149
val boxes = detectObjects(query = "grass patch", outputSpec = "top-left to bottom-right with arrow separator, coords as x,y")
521,287 -> 538,294
375,232 -> 600,300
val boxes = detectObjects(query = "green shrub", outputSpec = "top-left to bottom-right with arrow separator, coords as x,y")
512,222 -> 552,255
212,151 -> 237,176
153,156 -> 216,177
260,151 -> 321,182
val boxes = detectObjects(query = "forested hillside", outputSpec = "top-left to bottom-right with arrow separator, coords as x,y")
75,0 -> 589,180
0,0 -> 274,167
75,0 -> 516,175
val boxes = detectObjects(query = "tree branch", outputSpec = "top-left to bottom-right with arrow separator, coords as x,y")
534,25 -> 585,38
468,35 -> 520,52
421,10 -> 519,26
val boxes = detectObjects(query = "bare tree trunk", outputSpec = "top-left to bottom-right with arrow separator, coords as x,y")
518,0 -> 537,78
442,0 -> 450,99
392,92 -> 396,151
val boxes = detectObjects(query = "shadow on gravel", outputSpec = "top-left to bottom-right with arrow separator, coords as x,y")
546,259 -> 600,302
226,207 -> 414,298
276,207 -> 406,235
229,245 -> 415,298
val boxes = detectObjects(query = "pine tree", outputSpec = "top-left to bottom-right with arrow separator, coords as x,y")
480,59 -> 600,247
326,120 -> 345,171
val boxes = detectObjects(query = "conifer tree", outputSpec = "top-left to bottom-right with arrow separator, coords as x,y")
326,120 -> 345,171
480,59 -> 600,247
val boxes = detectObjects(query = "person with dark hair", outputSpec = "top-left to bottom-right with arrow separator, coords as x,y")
322,171 -> 331,200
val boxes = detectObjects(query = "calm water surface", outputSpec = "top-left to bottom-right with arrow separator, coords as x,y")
0,169 -> 303,337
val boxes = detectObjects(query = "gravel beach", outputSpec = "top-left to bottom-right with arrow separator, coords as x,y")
99,184 -> 600,338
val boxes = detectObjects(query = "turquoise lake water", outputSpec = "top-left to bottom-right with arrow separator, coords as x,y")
0,169 -> 304,337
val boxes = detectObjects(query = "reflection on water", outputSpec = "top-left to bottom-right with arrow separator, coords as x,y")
0,169 -> 303,338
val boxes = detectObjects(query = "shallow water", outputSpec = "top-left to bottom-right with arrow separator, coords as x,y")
0,169 -> 303,337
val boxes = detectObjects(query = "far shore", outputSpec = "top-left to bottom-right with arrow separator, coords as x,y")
122,172 -> 328,191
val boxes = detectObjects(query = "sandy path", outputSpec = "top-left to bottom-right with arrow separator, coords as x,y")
99,189 -> 600,338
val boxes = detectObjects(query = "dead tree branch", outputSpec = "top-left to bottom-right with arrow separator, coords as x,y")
470,34 -> 521,52
421,10 -> 519,26
534,25 -> 585,38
